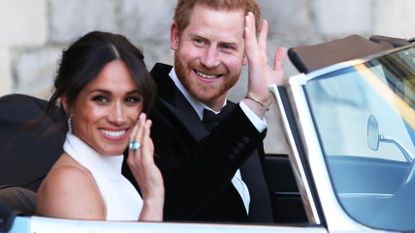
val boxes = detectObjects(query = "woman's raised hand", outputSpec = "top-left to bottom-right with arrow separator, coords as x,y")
127,113 -> 164,221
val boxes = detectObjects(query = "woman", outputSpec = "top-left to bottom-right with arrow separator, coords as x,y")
36,31 -> 164,221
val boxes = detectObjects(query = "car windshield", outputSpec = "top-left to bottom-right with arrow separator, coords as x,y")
304,45 -> 415,232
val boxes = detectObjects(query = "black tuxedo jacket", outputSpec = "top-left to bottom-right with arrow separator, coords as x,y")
123,63 -> 273,223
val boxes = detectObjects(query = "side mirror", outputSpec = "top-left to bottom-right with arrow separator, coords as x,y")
367,114 -> 380,151
367,114 -> 412,162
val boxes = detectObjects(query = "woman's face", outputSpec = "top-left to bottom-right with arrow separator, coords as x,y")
70,60 -> 143,155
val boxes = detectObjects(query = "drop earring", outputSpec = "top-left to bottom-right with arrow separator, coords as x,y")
68,116 -> 73,134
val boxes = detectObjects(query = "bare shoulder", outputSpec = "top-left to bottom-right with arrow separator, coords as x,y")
36,154 -> 106,220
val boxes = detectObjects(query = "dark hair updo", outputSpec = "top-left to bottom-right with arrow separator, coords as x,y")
46,31 -> 156,131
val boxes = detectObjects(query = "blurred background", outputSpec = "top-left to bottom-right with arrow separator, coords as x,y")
0,0 -> 414,153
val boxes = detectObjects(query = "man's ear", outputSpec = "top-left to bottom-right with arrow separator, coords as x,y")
170,22 -> 180,50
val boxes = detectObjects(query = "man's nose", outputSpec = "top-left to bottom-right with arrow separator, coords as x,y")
200,47 -> 220,68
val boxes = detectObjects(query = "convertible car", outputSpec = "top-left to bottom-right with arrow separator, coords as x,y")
1,34 -> 415,232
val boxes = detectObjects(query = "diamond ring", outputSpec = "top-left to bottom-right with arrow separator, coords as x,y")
129,140 -> 141,151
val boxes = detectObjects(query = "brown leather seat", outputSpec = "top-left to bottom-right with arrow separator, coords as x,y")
0,185 -> 36,232
0,185 -> 35,216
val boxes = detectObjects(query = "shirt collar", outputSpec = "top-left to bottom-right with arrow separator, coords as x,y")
169,68 -> 226,120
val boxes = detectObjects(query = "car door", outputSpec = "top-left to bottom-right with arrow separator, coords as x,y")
283,43 -> 415,232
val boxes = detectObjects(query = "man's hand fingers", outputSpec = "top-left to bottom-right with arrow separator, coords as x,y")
258,19 -> 268,52
273,47 -> 286,71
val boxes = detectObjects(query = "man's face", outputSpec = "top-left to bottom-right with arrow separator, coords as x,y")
171,4 -> 247,110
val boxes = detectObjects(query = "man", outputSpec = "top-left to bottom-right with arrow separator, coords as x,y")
125,0 -> 285,223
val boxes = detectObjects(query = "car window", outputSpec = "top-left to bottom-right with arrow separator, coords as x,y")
306,64 -> 415,161
304,46 -> 415,232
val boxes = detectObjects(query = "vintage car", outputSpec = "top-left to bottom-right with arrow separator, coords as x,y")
1,34 -> 415,232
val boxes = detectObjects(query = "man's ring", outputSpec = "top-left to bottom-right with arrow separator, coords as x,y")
129,140 -> 141,151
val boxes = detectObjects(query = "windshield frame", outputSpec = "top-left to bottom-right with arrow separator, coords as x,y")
285,43 -> 415,232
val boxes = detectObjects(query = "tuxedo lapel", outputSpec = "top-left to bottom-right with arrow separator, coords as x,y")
159,99 -> 207,141
151,63 -> 208,141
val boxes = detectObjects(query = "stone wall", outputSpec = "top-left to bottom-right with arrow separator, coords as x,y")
1,0 -> 414,153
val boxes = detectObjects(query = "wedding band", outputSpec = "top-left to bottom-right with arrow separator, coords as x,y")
129,140 -> 141,151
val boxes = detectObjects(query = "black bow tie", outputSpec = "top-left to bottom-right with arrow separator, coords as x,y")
202,104 -> 232,132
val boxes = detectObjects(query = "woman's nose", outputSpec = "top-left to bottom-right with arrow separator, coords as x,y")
109,102 -> 127,125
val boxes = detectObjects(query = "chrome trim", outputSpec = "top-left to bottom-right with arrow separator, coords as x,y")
338,193 -> 393,198
269,83 -> 320,225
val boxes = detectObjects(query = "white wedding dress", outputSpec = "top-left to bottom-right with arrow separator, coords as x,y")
63,133 -> 142,221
